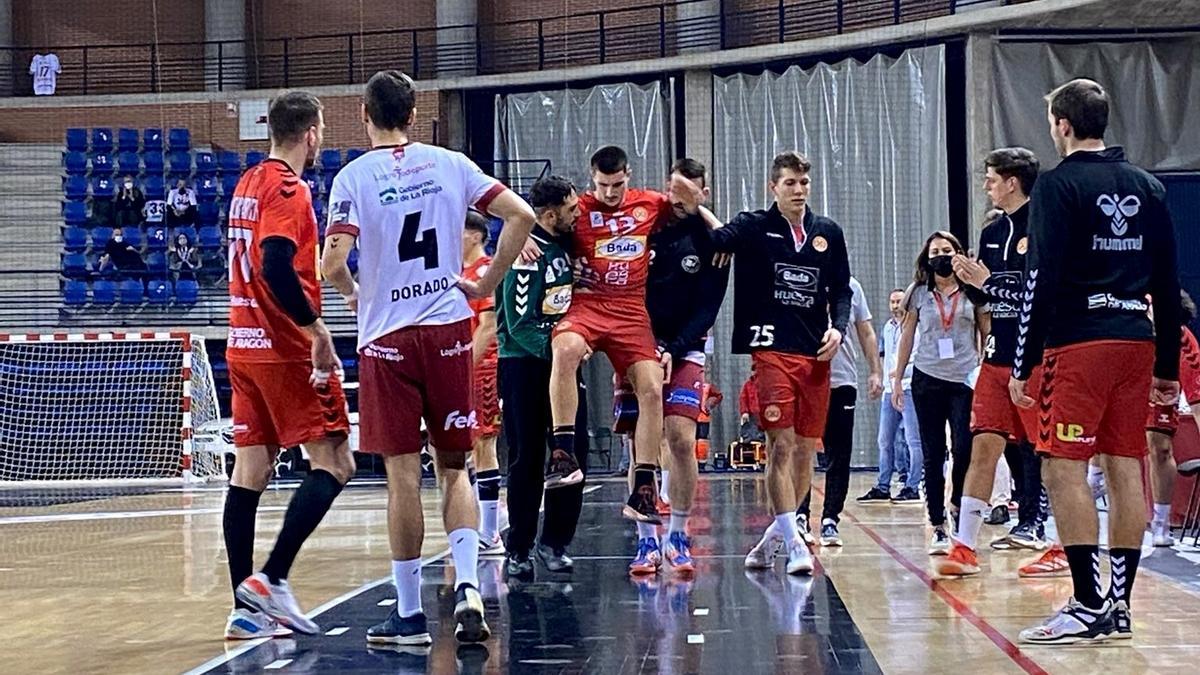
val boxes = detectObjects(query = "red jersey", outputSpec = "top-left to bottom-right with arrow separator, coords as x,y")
739,378 -> 759,416
463,255 -> 498,364
226,159 -> 321,363
572,188 -> 671,297
1181,327 -> 1200,404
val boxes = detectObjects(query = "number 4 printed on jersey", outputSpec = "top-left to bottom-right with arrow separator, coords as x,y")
397,211 -> 438,269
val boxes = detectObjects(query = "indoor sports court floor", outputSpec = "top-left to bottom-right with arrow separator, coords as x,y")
4,474 -> 1200,674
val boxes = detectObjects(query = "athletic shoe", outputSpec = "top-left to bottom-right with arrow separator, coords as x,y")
478,533 -> 506,557
366,608 -> 434,646
856,487 -> 891,503
892,487 -> 921,503
744,535 -> 783,570
656,496 -> 672,517
796,514 -> 816,545
985,504 -> 1010,525
785,539 -> 815,575
1018,597 -> 1115,645
235,573 -> 320,635
1006,521 -> 1048,550
935,541 -> 980,576
928,527 -> 950,556
897,473 -> 909,486
453,585 -> 491,643
1018,545 -> 1070,578
629,537 -> 663,576
544,450 -> 583,490
623,484 -> 663,525
1110,600 -> 1132,640
819,520 -> 842,547
1152,531 -> 1176,548
224,608 -> 294,640
663,531 -> 696,576
535,544 -> 574,573
504,551 -> 534,580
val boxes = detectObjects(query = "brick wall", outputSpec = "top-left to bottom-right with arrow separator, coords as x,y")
0,91 -> 441,152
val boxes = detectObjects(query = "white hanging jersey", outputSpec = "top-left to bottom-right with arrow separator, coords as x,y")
30,54 -> 61,96
326,143 -> 506,349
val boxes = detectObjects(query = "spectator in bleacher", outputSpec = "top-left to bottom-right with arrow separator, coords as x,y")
99,228 -> 147,278
167,179 -> 197,227
115,175 -> 145,229
168,232 -> 201,282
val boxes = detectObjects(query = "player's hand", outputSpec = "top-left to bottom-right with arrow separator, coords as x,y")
867,373 -> 883,400
1150,377 -> 1181,407
712,252 -> 733,268
953,255 -> 990,289
519,237 -> 543,264
659,348 -> 673,382
307,322 -> 340,388
667,173 -> 703,214
891,384 -> 904,412
1008,376 -> 1035,408
816,328 -> 842,362
457,277 -> 490,300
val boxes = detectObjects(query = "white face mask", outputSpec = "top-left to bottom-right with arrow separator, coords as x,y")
124,181 -> 133,189
113,234 -> 123,242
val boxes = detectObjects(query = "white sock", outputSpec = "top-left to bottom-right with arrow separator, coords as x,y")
480,500 -> 499,540
637,522 -> 658,541
1152,503 -> 1171,534
774,512 -> 800,545
669,510 -> 689,535
660,470 -> 671,504
957,496 -> 989,551
448,528 -> 480,591
391,558 -> 423,618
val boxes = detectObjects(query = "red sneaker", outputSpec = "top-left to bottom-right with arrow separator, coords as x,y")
1018,544 -> 1070,578
934,541 -> 980,576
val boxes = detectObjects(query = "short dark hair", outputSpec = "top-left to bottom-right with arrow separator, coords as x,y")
268,91 -> 322,144
464,210 -> 490,243
529,175 -> 575,213
1182,290 -> 1197,325
670,157 -> 706,188
985,147 -> 1039,196
590,146 -> 628,174
770,151 -> 812,183
890,287 -> 906,295
1046,79 -> 1108,140
365,70 -> 417,132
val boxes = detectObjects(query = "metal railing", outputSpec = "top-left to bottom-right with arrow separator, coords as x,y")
0,0 -> 1018,97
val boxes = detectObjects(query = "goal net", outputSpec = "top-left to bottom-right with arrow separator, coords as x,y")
0,332 -> 223,483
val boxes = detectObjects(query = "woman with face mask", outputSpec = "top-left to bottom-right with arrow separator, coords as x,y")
890,230 -> 989,557
169,232 -> 201,282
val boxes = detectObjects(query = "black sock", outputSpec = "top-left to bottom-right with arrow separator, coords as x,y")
552,425 -> 576,458
1108,547 -> 1141,608
223,485 -> 262,611
261,470 -> 345,583
477,469 -> 501,502
1064,544 -> 1103,609
632,463 -> 657,491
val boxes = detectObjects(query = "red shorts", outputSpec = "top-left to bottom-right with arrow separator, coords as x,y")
1034,340 -> 1155,461
972,362 -> 1041,443
228,359 -> 350,448
664,359 -> 706,421
752,351 -> 831,438
1146,404 -> 1178,436
473,358 -> 500,440
552,295 -> 657,375
358,320 -> 474,456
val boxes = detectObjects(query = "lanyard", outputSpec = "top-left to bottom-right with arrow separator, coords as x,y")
933,289 -> 960,332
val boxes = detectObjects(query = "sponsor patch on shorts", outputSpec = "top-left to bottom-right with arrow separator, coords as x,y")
665,388 -> 701,408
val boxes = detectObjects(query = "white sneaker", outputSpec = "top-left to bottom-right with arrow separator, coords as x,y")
744,535 -> 784,569
1152,531 -> 1176,548
478,533 -> 506,557
819,519 -> 842,547
928,527 -> 951,556
785,539 -> 815,576
1019,597 -> 1116,645
796,514 -> 816,545
235,572 -> 320,635
224,607 -> 294,640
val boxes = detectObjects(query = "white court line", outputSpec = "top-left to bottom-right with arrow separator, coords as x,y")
377,598 -> 397,607
263,659 -> 292,670
693,608 -> 709,616
687,634 -> 705,644
324,627 -> 350,636
0,506 -> 287,526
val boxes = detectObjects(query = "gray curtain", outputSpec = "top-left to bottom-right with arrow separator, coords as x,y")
992,39 -> 1200,172
710,44 -> 949,466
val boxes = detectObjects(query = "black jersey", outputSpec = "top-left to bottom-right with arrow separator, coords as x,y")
646,216 -> 730,359
1014,147 -> 1180,381
708,204 -> 851,356
977,203 -> 1029,367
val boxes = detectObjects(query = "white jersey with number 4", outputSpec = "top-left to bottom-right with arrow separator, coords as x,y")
326,143 -> 505,349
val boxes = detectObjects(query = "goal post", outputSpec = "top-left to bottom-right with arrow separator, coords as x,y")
0,332 -> 224,484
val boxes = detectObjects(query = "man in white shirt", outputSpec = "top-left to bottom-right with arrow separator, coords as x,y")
31,53 -> 61,96
320,70 -> 535,648
167,179 -> 198,228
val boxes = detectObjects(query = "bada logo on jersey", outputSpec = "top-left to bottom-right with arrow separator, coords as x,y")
595,235 -> 647,260
543,284 -> 572,314
775,264 -> 819,292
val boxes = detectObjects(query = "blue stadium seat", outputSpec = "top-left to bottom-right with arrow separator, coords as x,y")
92,176 -> 115,200
142,151 -> 164,175
62,252 -> 88,278
245,150 -> 265,168
167,128 -> 190,152
313,200 -> 326,227
92,226 -> 113,249
196,176 -> 219,201
168,151 -> 191,176
121,226 -> 144,250
64,151 -> 87,175
348,247 -> 359,276
63,280 -> 88,306
175,279 -> 199,304
117,151 -> 140,175
143,128 -> 163,152
323,172 -> 336,193
118,279 -> 144,304
147,279 -> 172,305
92,279 -> 117,304
118,128 -> 139,153
90,153 -> 114,177
65,128 -> 88,153
198,225 -> 222,249
63,201 -> 87,225
195,152 -> 217,175
220,173 -> 239,195
303,170 -> 319,196
145,226 -> 167,251
218,151 -> 240,174
63,226 -> 88,251
197,202 -> 219,226
146,251 -> 168,274
346,148 -> 365,163
91,128 -> 114,154
320,149 -> 342,174
144,175 -> 165,200
173,226 -> 198,245
64,175 -> 89,201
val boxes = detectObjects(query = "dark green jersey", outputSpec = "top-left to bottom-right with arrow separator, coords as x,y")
496,227 -> 573,360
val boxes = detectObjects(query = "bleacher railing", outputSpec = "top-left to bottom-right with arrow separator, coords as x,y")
0,0 -> 1019,97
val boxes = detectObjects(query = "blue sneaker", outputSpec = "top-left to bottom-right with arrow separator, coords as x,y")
663,531 -> 695,577
629,537 -> 662,576
367,607 -> 433,646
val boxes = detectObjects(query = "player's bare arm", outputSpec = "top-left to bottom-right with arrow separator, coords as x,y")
320,232 -> 359,314
459,189 -> 535,299
856,319 -> 883,399
473,310 -> 497,365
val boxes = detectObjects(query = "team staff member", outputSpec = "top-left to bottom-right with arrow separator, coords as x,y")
496,175 -> 588,579
1012,79 -> 1180,645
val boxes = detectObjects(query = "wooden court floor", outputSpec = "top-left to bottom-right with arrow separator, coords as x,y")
2,474 -> 1199,674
